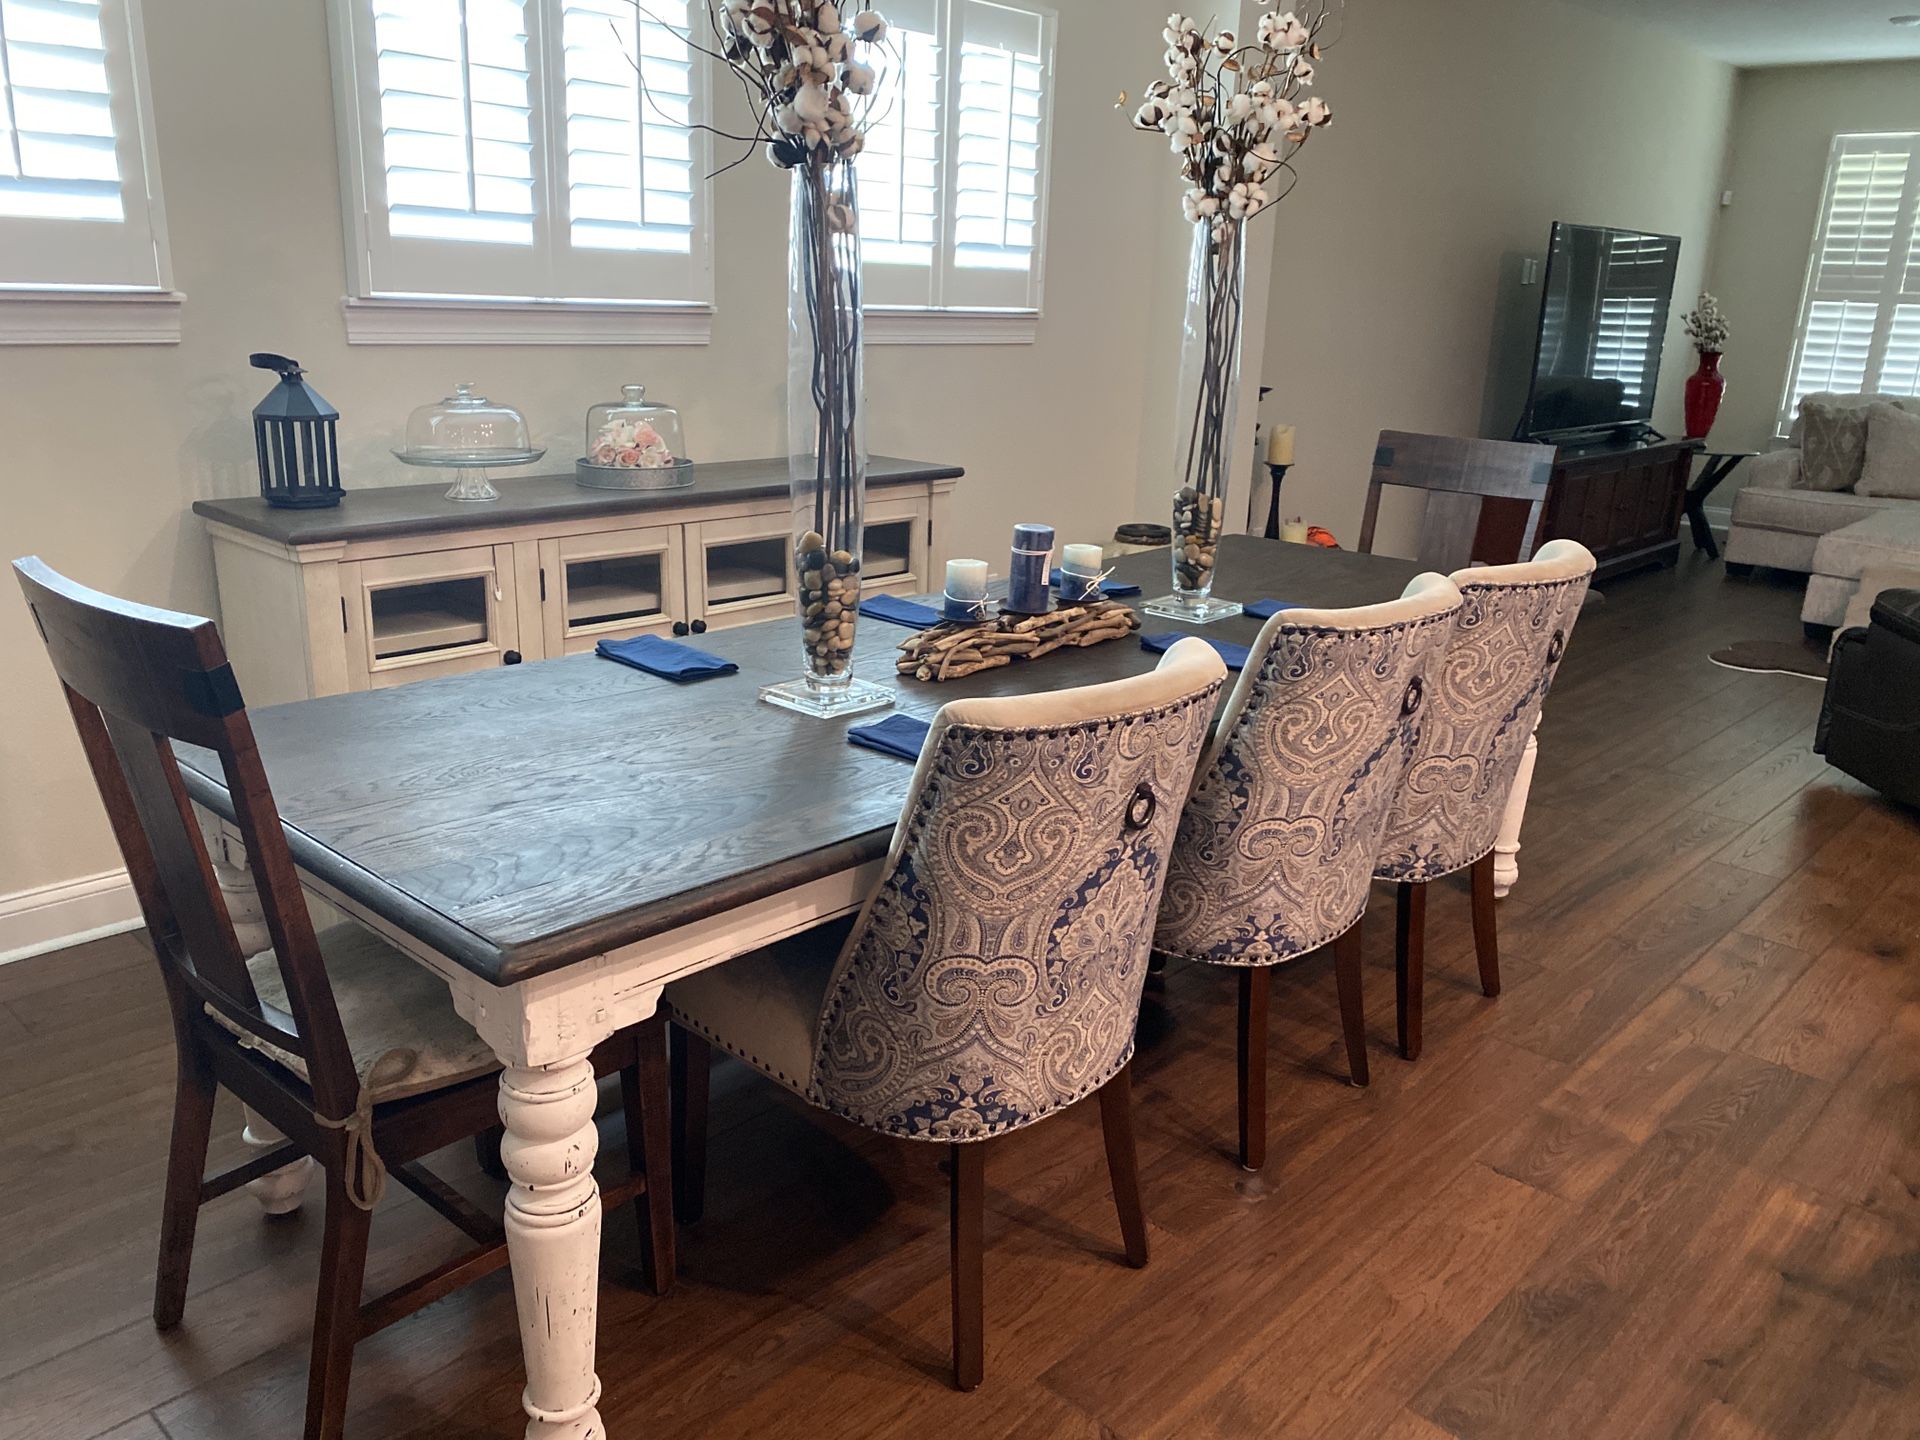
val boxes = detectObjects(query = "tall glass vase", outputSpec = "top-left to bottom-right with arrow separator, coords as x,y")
1145,217 -> 1248,625
760,156 -> 893,718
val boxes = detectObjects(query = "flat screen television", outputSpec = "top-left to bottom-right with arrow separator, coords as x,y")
1515,221 -> 1682,444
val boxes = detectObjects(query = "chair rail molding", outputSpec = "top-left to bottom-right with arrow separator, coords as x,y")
0,867 -> 142,965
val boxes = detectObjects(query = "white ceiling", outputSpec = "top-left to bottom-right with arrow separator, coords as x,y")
1569,0 -> 1920,66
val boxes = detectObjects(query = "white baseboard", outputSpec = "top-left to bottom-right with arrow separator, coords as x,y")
0,868 -> 142,966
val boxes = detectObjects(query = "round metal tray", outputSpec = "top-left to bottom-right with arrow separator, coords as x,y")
575,457 -> 696,491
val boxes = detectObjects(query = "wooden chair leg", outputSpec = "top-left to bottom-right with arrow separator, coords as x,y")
1395,881 -> 1427,1062
1096,1064 -> 1149,1268
153,1040 -> 218,1329
1470,852 -> 1501,998
1332,919 -> 1370,1088
949,1141 -> 985,1391
304,1164 -> 374,1440
625,1017 -> 677,1295
473,1124 -> 506,1181
669,1024 -> 711,1225
1237,967 -> 1270,1172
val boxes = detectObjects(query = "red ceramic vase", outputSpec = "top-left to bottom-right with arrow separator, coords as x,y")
1684,351 -> 1726,439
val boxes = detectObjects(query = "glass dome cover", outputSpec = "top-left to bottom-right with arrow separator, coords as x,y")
400,382 -> 537,462
577,383 -> 693,490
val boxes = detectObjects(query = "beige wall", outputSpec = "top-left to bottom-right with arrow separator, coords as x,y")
0,0 -> 1727,918
1245,0 -> 1734,554
1707,59 -> 1920,455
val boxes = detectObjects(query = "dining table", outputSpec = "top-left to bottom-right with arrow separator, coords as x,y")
173,534 -> 1542,1439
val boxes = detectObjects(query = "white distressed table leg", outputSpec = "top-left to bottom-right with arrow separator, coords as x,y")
201,815 -> 317,1213
1493,718 -> 1540,899
500,1051 -> 607,1440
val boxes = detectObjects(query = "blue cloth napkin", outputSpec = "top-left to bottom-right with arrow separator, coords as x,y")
859,595 -> 942,629
596,633 -> 738,681
1050,568 -> 1143,598
1141,632 -> 1251,670
848,712 -> 930,761
1243,598 -> 1300,620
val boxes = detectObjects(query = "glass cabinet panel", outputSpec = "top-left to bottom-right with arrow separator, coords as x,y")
369,576 -> 490,659
540,526 -> 684,654
565,553 -> 665,629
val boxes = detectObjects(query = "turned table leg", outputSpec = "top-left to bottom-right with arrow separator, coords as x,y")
499,1051 -> 606,1440
1492,718 -> 1540,899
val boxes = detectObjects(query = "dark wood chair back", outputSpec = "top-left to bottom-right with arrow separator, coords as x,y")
1358,430 -> 1558,573
13,557 -> 359,1119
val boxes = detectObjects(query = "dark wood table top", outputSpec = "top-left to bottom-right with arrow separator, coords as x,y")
175,536 -> 1420,986
190,455 -> 963,547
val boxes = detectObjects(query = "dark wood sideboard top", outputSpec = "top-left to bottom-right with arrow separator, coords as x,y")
173,537 -> 1422,986
191,455 -> 965,547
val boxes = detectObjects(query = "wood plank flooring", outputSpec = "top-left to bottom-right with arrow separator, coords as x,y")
2,556 -> 1915,1440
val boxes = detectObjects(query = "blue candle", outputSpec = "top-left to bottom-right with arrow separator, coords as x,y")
1007,522 -> 1054,614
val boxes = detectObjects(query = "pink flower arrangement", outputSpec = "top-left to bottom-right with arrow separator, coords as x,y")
591,416 -> 675,468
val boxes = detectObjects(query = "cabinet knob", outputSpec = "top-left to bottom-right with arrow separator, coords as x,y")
690,618 -> 708,634
672,621 -> 690,637
503,649 -> 523,665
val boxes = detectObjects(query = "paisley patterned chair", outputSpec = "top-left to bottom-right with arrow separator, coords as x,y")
663,638 -> 1227,1390
1373,539 -> 1596,1059
1153,573 -> 1463,1171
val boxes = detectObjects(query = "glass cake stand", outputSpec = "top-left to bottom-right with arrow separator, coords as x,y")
391,446 -> 546,502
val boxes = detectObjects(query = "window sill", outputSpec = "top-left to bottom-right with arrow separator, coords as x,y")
866,307 -> 1039,345
342,296 -> 715,346
0,289 -> 183,345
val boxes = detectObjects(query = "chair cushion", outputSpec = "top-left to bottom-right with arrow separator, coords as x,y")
1811,510 -> 1920,583
662,918 -> 855,1095
1858,403 -> 1920,499
1729,482 -> 1904,536
1798,400 -> 1874,491
209,923 -> 498,1103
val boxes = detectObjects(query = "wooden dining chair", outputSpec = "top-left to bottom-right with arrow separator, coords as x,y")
1373,539 -> 1597,1060
12,557 -> 675,1440
1152,573 -> 1464,1171
1358,430 -> 1558,573
664,639 -> 1229,1391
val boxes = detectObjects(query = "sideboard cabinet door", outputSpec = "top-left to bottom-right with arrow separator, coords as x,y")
537,525 -> 687,655
341,544 -> 521,689
684,512 -> 798,631
861,493 -> 932,598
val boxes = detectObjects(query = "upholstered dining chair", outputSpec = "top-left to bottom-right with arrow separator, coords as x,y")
1153,574 -> 1464,1172
1373,539 -> 1597,1060
13,558 -> 674,1440
664,638 -> 1228,1391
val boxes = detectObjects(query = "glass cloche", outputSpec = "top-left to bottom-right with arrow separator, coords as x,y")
393,382 -> 544,502
576,383 -> 693,491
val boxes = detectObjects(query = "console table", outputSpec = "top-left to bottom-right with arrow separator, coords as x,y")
1473,436 -> 1694,581
192,457 -> 961,707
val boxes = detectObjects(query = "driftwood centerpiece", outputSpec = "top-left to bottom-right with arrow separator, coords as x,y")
896,601 -> 1142,682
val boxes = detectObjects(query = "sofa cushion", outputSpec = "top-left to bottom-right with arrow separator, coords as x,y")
1729,481 -> 1903,535
1798,399 -> 1874,491
1858,402 -> 1920,499
1811,509 -> 1920,583
1787,391 -> 1920,445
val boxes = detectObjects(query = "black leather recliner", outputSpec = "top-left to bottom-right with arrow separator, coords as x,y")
1817,588 -> 1920,808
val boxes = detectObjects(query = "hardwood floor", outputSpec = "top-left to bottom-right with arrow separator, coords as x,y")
3,556 -> 1916,1439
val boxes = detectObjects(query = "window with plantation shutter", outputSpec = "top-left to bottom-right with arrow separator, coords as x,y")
1779,132 -> 1920,433
855,0 -> 1053,329
0,0 -> 170,294
329,0 -> 711,341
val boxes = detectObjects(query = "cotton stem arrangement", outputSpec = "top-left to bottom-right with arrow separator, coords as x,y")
1683,291 -> 1729,354
1129,8 -> 1337,514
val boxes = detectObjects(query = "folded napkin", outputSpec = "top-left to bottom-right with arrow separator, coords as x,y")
1141,632 -> 1251,671
595,633 -> 738,681
848,712 -> 931,761
1243,598 -> 1300,620
1049,568 -> 1143,598
859,595 -> 942,629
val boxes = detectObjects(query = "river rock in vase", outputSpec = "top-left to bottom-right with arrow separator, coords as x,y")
796,534 -> 861,677
1173,487 -> 1222,591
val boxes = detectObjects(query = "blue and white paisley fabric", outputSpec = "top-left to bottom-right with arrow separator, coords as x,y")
811,673 -> 1220,1142
1154,577 -> 1463,968
1374,540 -> 1595,883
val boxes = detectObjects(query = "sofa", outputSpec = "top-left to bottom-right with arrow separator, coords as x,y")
1725,392 -> 1920,628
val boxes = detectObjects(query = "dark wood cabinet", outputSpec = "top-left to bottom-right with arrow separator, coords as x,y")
1475,437 -> 1692,580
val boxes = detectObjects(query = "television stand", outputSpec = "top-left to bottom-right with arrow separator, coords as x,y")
1474,435 -> 1696,581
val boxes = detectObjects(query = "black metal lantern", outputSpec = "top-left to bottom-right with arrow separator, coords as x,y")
250,352 -> 342,509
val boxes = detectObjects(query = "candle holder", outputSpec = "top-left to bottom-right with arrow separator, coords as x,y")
1263,462 -> 1291,540
1056,569 -> 1108,605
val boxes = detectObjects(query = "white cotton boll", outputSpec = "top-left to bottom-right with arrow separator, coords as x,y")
1198,194 -> 1220,217
1182,190 -> 1201,223
1226,92 -> 1254,124
1134,99 -> 1168,130
1249,78 -> 1275,101
1291,57 -> 1315,84
1301,95 -> 1330,125
1271,98 -> 1299,130
794,82 -> 831,124
817,1 -> 841,34
777,101 -> 804,134
852,9 -> 887,42
827,32 -> 849,60
843,59 -> 876,94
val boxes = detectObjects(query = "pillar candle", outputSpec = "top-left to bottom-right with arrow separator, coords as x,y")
1266,424 -> 1296,465
1281,518 -> 1310,544
1007,522 -> 1054,614
1061,543 -> 1102,575
944,558 -> 990,622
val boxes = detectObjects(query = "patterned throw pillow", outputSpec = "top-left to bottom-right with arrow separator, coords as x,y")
1797,400 -> 1872,491
1857,403 -> 1920,499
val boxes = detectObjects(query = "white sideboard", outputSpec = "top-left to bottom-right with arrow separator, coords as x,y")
194,457 -> 961,707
